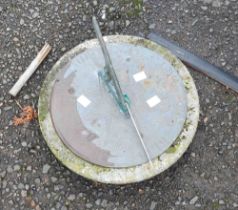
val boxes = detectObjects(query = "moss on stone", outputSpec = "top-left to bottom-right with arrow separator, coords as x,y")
166,144 -> 179,153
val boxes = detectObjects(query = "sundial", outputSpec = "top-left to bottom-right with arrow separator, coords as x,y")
39,17 -> 199,183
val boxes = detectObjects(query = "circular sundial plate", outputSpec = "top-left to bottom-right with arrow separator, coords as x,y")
50,39 -> 187,168
39,36 -> 199,183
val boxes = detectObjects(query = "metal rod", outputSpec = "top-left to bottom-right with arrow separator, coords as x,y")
92,16 -> 112,72
148,33 -> 238,93
92,16 -> 127,109
126,104 -> 153,166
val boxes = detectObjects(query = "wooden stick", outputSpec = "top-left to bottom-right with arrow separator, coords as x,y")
14,99 -> 23,110
9,43 -> 52,97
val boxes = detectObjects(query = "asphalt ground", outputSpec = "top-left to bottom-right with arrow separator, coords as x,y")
0,0 -> 238,209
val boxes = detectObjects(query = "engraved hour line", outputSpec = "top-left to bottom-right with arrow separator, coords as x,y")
133,71 -> 147,82
146,95 -> 161,108
77,95 -> 91,108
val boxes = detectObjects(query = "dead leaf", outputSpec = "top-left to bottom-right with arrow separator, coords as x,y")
13,106 -> 37,126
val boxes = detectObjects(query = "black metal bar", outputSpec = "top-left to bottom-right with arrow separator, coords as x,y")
148,32 -> 238,93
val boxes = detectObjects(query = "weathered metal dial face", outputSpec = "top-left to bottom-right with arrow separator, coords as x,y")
50,42 -> 187,168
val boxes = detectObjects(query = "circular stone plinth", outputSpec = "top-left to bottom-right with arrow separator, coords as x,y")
38,35 -> 199,184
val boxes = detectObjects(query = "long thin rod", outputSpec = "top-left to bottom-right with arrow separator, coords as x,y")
148,33 -> 238,93
92,16 -> 127,108
92,16 -> 112,71
126,104 -> 152,166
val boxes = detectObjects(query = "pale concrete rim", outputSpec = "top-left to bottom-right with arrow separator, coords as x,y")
38,35 -> 199,184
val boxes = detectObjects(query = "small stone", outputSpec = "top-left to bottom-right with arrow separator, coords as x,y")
35,178 -> 41,185
190,196 -> 198,205
212,0 -> 221,7
86,203 -> 93,208
171,30 -> 176,35
35,205 -> 41,210
31,200 -> 36,208
0,171 -> 6,178
2,180 -> 7,188
149,23 -> 156,29
51,177 -> 57,183
4,106 -> 12,111
8,200 -> 13,205
7,166 -> 13,173
54,185 -> 60,191
209,28 -> 213,33
13,37 -> 19,42
139,188 -> 144,193
200,172 -> 205,177
18,183 -> 24,189
95,199 -> 101,205
42,164 -> 51,174
32,12 -> 39,18
201,6 -> 208,10
82,15 -> 86,22
20,18 -> 25,25
67,194 -> 75,201
108,21 -> 114,29
61,47 -> 66,52
26,166 -> 32,171
13,164 -> 21,171
149,201 -> 157,210
23,94 -> 30,100
101,11 -> 106,19
109,7 -> 115,13
219,200 -> 224,205
221,61 -> 226,67
233,203 -> 238,208
195,203 -> 201,207
21,141 -> 27,147
56,202 -> 61,208
25,184 -> 29,190
203,0 -> 212,3
101,199 -> 108,207
125,20 -> 130,27
175,200 -> 180,205
21,190 -> 27,197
